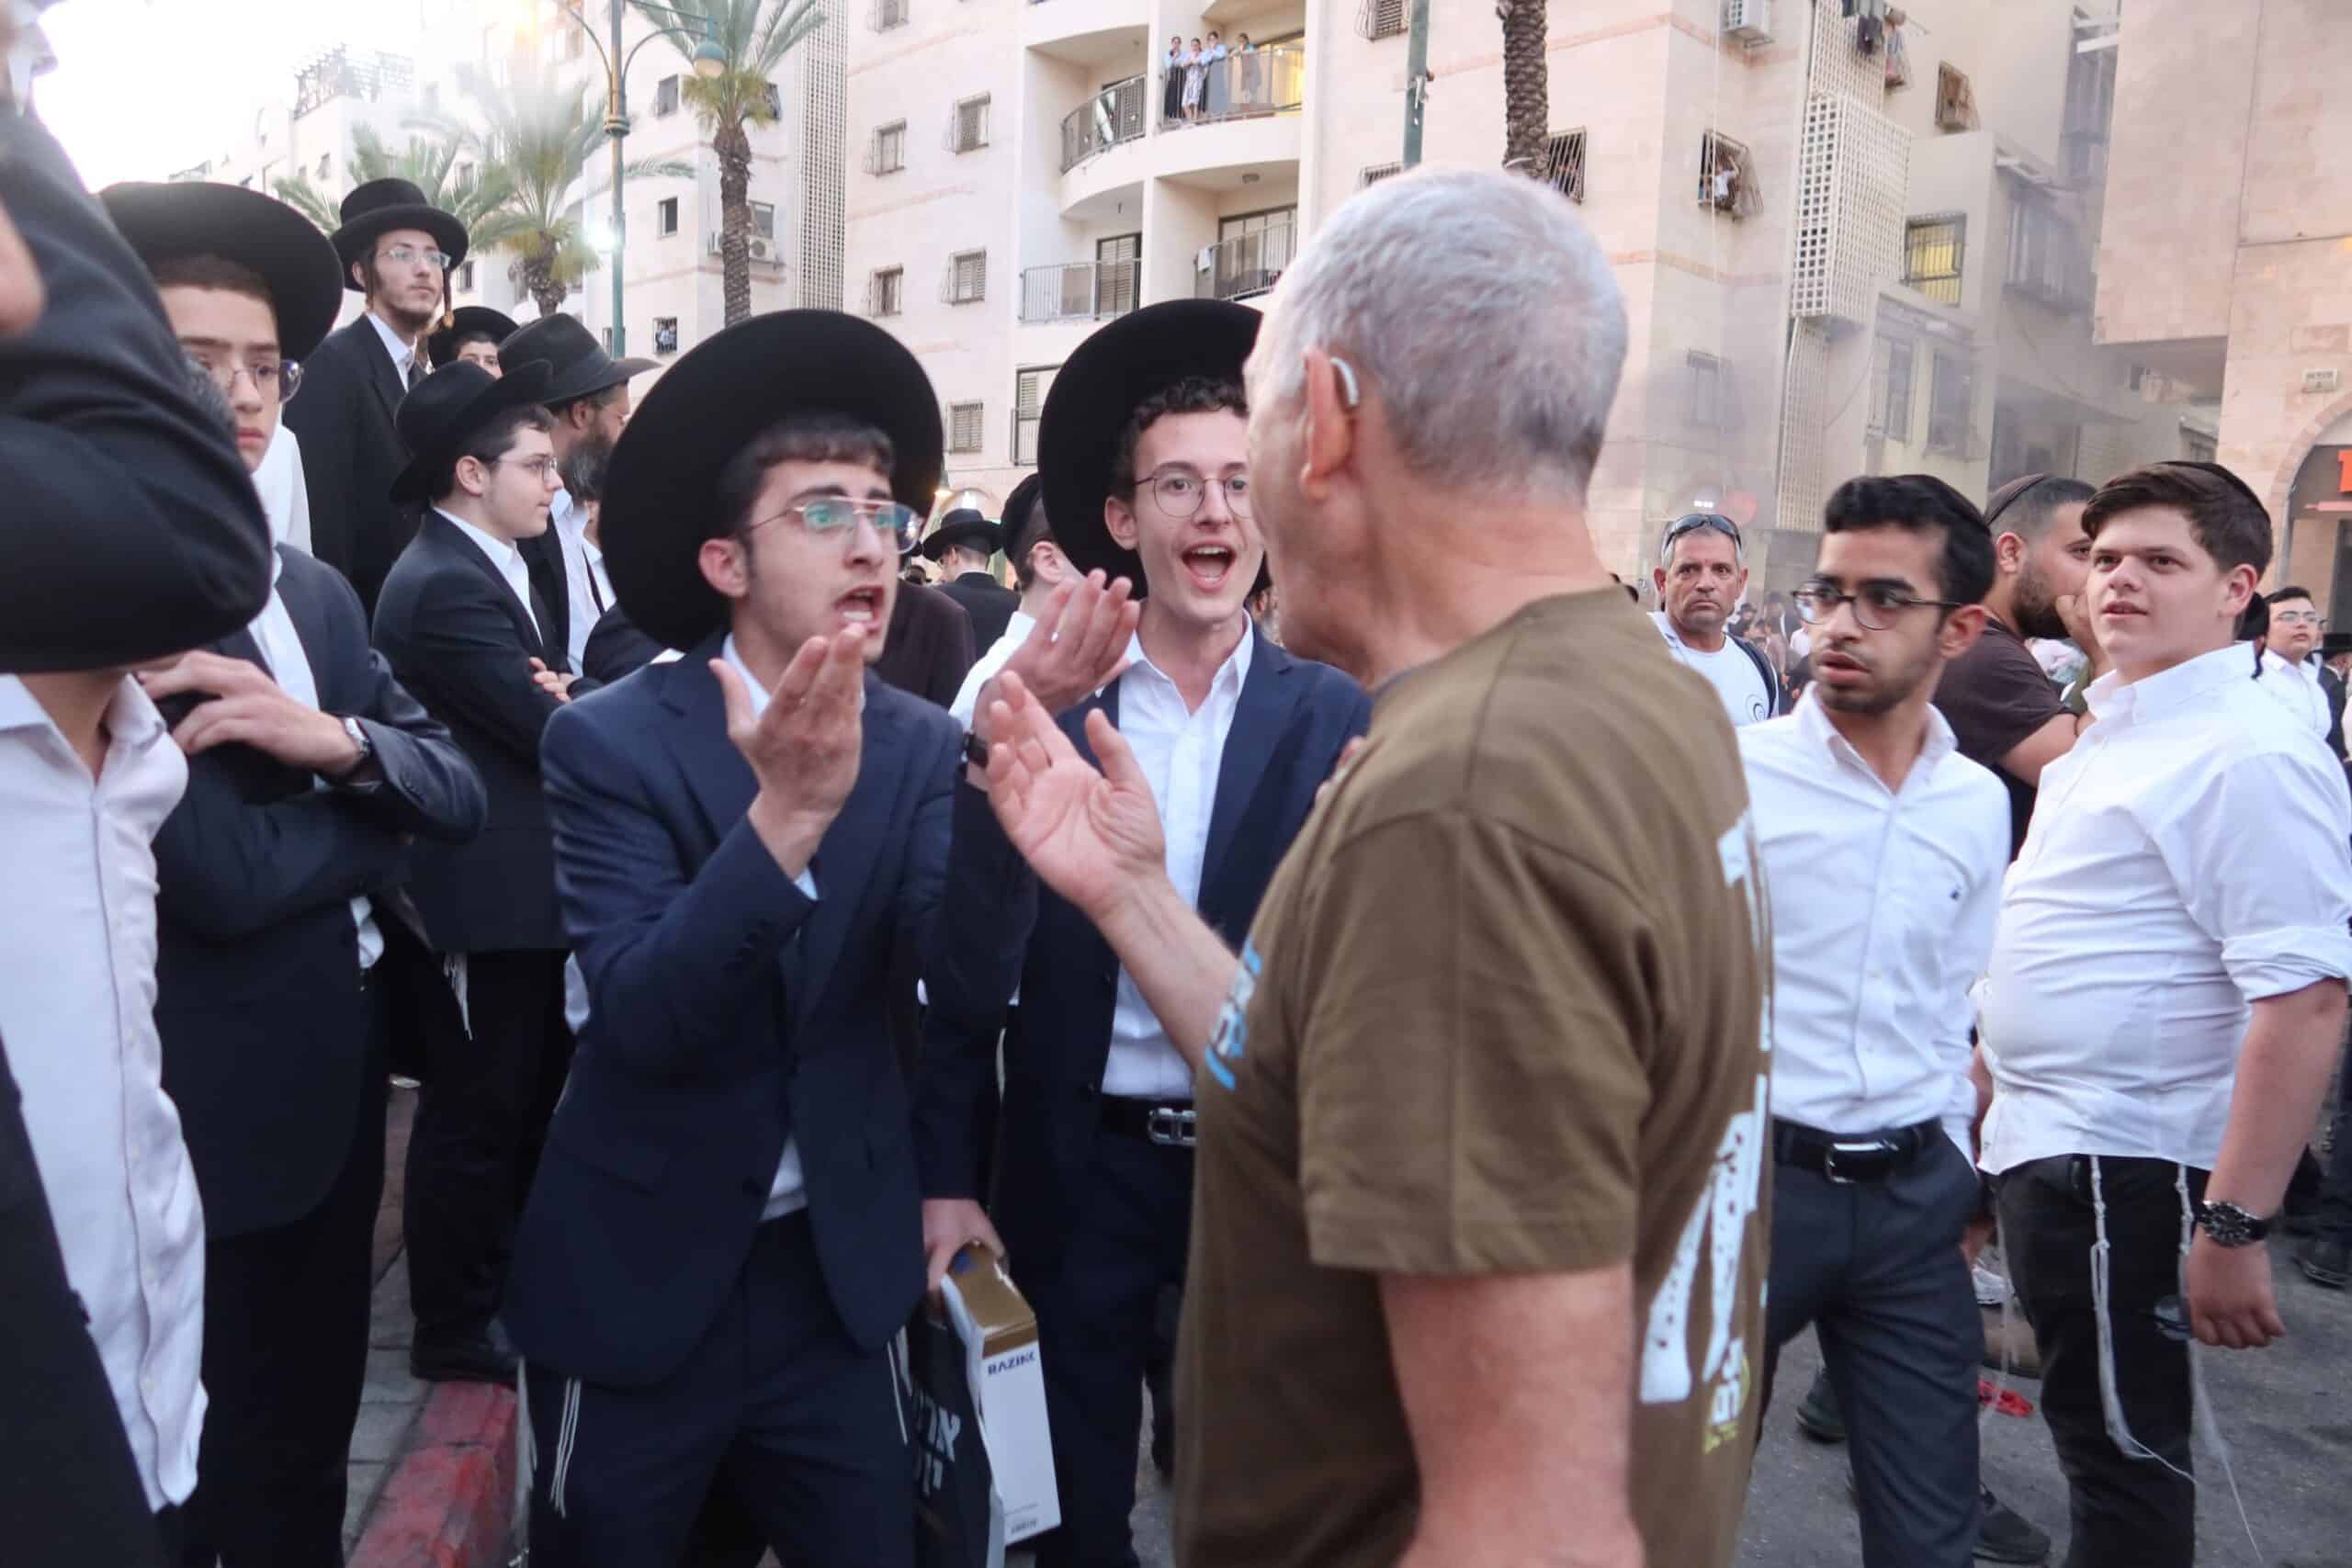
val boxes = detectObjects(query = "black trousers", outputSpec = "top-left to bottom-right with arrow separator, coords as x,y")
181,983 -> 390,1568
1998,1154 -> 2209,1568
2306,1042 -> 2352,1244
1763,1129 -> 1983,1568
1014,1122 -> 1193,1568
405,948 -> 572,1348
524,1213 -> 911,1568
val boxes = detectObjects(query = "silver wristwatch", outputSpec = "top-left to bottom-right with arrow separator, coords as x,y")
339,716 -> 374,770
2192,1200 -> 2270,1248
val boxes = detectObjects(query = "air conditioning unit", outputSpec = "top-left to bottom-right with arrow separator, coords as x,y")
1723,0 -> 1772,42
706,234 -> 783,264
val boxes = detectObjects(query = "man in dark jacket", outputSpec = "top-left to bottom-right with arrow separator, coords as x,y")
926,506 -> 1020,650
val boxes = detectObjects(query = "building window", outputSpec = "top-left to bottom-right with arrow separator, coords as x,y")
655,75 -> 681,117
2007,197 -> 2091,310
1013,365 -> 1058,466
752,201 -> 776,242
873,0 -> 909,29
948,401 -> 985,454
601,327 -> 614,353
1359,162 -> 1402,188
872,121 -> 906,175
945,250 -> 988,304
2180,426 -> 2217,465
1925,349 -> 1973,456
952,94 -> 989,154
1357,0 -> 1405,39
654,317 -> 680,355
1698,132 -> 1752,217
869,266 -> 904,317
456,159 -> 475,188
1538,129 -> 1587,204
1685,351 -> 1724,429
1902,214 -> 1964,306
1935,62 -> 1978,131
457,260 -> 476,293
316,152 -> 331,178
1873,335 -> 1916,443
657,197 -> 680,237
762,82 -> 784,118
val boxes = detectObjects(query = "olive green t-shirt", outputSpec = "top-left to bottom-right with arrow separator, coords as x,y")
1172,589 -> 1771,1568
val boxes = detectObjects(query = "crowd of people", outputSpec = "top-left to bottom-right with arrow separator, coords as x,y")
4,14 -> 2347,1567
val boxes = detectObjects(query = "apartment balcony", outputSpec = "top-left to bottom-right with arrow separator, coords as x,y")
1022,0 -> 1148,55
1061,76 -> 1148,173
1156,45 -> 1302,131
1020,258 -> 1140,322
1194,221 -> 1294,303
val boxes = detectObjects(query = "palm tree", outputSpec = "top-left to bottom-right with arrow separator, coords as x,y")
1497,0 -> 1547,178
273,125 -> 526,257
634,0 -> 826,325
416,62 -> 689,318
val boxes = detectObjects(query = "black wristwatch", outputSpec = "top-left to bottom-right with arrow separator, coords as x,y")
961,729 -> 990,771
2193,1200 -> 2271,1248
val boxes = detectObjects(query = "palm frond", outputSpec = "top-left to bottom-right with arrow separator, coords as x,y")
271,175 -> 339,236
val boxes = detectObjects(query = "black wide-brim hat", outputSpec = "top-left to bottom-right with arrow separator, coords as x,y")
389,360 -> 554,504
99,180 -> 344,362
921,509 -> 1001,562
2323,631 -> 2352,659
333,177 -> 469,293
426,306 -> 517,370
1039,299 -> 1261,600
602,310 -> 944,651
503,310 -> 660,406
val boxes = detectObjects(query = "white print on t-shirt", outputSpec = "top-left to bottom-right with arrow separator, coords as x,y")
1638,813 -> 1770,1455
1203,937 -> 1261,1090
1653,613 -> 1771,727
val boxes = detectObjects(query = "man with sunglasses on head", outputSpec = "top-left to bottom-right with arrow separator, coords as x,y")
1653,511 -> 1781,725
284,178 -> 469,615
496,312 -> 1062,1566
1739,476 -> 2016,1568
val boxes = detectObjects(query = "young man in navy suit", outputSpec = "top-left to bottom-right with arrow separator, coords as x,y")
924,299 -> 1371,1568
101,177 -> 490,1566
500,311 -> 1126,1567
372,360 -> 578,1385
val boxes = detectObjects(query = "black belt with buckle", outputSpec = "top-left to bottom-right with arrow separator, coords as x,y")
1102,1096 -> 1197,1149
1771,1117 -> 1939,1185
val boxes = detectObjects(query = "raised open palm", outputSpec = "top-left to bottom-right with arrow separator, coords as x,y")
982,672 -> 1166,923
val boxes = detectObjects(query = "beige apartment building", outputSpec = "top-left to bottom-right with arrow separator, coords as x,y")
846,0 -> 2219,583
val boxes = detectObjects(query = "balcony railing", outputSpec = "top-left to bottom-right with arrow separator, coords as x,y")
1020,259 -> 1140,322
1060,75 -> 1148,173
1159,44 -> 1304,130
1195,221 -> 1294,302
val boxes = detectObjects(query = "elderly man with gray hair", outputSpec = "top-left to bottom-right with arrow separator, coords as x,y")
972,168 -> 1770,1568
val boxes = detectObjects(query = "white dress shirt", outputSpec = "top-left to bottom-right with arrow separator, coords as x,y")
246,551 -> 382,970
2256,647 -> 2331,738
1740,694 -> 2009,1154
253,424 -> 312,551
435,507 -> 540,640
721,636 -> 820,1217
1980,644 -> 2352,1175
949,608 -> 1038,728
1652,610 -> 1772,727
0,676 -> 207,1509
548,488 -> 610,675
367,308 -> 419,385
1103,626 -> 1254,1100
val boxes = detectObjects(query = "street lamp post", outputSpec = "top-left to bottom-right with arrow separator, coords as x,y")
555,1 -> 725,356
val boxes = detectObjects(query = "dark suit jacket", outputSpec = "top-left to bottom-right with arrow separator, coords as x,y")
0,114 -> 269,673
153,547 -> 485,1238
372,513 -> 569,953
875,581 -> 976,709
2321,663 -> 2346,761
518,528 -> 586,679
582,604 -> 667,685
503,644 -> 1030,1387
0,1034 -> 163,1567
283,314 -> 419,615
920,628 -> 1371,1275
939,570 -> 1019,654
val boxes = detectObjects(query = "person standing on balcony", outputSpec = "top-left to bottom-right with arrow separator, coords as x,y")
1182,39 -> 1204,122
1237,34 -> 1259,110
1203,30 -> 1228,118
1162,36 -> 1184,126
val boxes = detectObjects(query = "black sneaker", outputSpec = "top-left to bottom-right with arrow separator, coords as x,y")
2299,1236 -> 2351,1290
1975,1485 -> 2052,1564
1794,1370 -> 1846,1444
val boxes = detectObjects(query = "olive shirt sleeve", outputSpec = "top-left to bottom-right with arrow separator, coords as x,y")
1294,808 -> 1654,1278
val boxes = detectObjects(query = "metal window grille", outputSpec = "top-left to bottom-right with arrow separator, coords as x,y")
793,8 -> 849,309
1356,0 -> 1404,39
1935,62 -> 1978,130
871,0 -> 908,28
752,201 -> 776,241
952,95 -> 990,152
1882,336 -> 1914,442
1538,130 -> 1587,204
1013,366 -> 1057,466
2006,197 -> 2091,310
868,267 -> 904,317
1360,162 -> 1402,188
1698,131 -> 1753,217
654,318 -> 679,354
1902,213 -> 1963,305
1925,349 -> 1973,456
948,402 -> 985,454
944,250 -> 987,304
655,75 -> 680,117
1789,91 -> 1909,324
457,261 -> 476,293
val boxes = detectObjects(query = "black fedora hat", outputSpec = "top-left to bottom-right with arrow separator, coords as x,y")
332,177 -> 469,293
601,310 -> 944,651
921,508 -> 1001,562
427,306 -> 517,371
1038,299 -> 1261,599
389,360 -> 554,505
501,311 -> 658,406
2323,631 -> 2352,660
99,180 -> 343,361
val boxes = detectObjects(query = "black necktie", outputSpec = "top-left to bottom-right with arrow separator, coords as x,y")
406,357 -> 424,392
